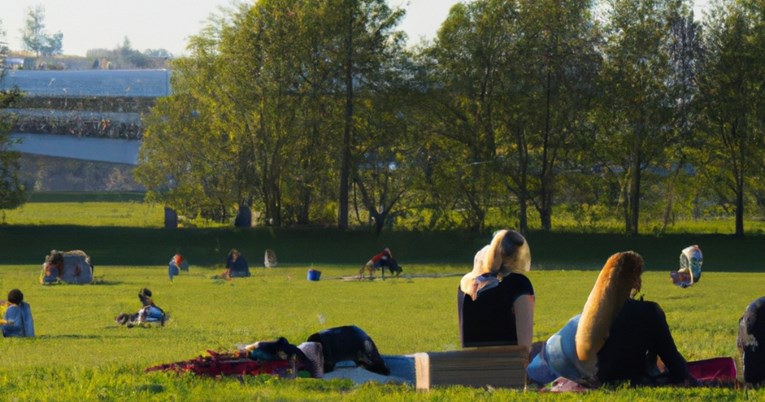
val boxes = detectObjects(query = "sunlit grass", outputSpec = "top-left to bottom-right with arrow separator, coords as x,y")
1,201 -> 164,226
4,196 -> 765,235
0,264 -> 763,400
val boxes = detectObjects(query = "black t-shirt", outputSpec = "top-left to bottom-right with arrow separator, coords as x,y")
457,272 -> 534,347
597,299 -> 690,385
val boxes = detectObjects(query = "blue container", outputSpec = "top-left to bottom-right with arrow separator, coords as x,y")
307,269 -> 321,281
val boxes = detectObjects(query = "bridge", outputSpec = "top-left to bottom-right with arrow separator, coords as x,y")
2,69 -> 170,166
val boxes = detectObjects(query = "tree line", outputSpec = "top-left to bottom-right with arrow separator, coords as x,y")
132,0 -> 765,236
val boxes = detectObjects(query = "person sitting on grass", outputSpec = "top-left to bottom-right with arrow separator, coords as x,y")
223,249 -> 251,279
1,289 -> 35,337
457,229 -> 534,349
168,253 -> 189,282
115,288 -> 167,328
41,250 -> 64,284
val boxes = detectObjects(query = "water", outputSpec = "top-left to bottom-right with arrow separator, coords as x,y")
0,69 -> 171,97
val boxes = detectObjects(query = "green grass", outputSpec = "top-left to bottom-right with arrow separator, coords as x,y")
24,192 -> 148,203
0,265 -> 762,401
1,196 -> 765,400
3,197 -> 765,270
1,201 -> 164,226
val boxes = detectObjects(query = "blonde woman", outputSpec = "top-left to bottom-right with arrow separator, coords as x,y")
457,230 -> 534,349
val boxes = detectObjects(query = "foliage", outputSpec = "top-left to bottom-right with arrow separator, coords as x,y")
695,0 -> 765,236
136,0 -> 408,229
20,5 -> 63,57
0,18 -> 8,56
592,0 -> 695,235
0,62 -> 25,211
65,0 -> 765,235
85,37 -> 172,69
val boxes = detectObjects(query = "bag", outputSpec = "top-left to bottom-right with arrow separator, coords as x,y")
687,357 -> 737,385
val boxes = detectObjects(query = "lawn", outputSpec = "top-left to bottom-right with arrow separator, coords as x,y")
1,196 -> 764,400
0,263 -> 762,401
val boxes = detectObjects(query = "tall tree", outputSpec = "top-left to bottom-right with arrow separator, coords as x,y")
136,8 -> 246,222
656,2 -> 703,233
497,0 -> 601,231
0,18 -> 8,57
0,49 -> 26,211
331,0 -> 405,230
424,0 -> 519,233
20,5 -> 63,57
696,0 -> 765,236
595,0 -> 683,235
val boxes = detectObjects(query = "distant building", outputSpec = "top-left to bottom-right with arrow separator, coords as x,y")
3,58 -> 24,69
1,69 -> 171,191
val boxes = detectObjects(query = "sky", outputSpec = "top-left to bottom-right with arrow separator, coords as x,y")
0,0 -> 460,57
1,0 -> 711,58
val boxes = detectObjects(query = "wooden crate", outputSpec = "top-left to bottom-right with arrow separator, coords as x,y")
414,346 -> 528,390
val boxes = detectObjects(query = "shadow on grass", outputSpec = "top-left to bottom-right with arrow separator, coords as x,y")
36,334 -> 105,340
1,225 -> 763,272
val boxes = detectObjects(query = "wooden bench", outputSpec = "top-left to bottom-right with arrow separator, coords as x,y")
414,345 -> 528,390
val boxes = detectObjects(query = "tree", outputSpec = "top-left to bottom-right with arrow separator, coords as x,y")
655,2 -> 703,233
695,0 -> 765,237
422,0 -> 520,233
330,0 -> 406,230
351,71 -> 420,233
137,0 -> 407,228
0,42 -> 26,211
0,18 -> 8,57
594,0 -> 687,235
497,0 -> 601,232
20,5 -> 63,57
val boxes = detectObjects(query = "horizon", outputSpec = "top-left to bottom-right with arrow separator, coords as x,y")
0,0 -> 459,58
1,1 -> 712,59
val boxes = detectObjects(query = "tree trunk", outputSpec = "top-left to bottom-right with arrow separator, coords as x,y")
539,68 -> 553,232
338,5 -> 354,231
628,133 -> 641,236
735,183 -> 745,237
539,199 -> 552,232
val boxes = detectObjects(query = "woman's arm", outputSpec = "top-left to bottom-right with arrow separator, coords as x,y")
1,306 -> 21,329
514,295 -> 535,349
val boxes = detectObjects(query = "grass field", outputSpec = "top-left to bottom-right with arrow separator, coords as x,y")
1,196 -> 764,400
0,264 -> 762,401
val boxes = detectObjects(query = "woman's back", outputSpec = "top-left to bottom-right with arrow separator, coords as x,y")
458,273 -> 533,347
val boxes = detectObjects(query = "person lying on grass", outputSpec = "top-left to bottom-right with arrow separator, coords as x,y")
115,288 -> 167,328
